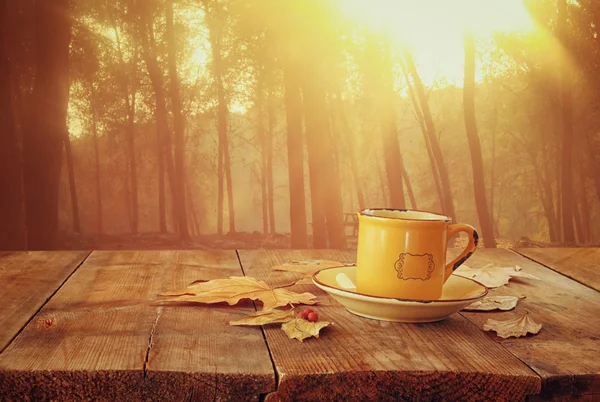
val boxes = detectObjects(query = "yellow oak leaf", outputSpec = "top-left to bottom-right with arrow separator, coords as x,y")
158,276 -> 317,310
483,313 -> 542,338
281,318 -> 332,342
271,260 -> 349,277
454,264 -> 539,288
463,295 -> 525,311
229,308 -> 296,326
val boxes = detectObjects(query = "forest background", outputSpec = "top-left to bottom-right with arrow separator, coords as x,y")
1,0 -> 598,251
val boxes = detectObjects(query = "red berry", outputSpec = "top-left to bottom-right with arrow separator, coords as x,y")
307,312 -> 318,322
297,311 -> 308,319
303,308 -> 314,315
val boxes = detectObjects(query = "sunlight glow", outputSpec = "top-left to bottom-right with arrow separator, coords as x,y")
337,0 -> 535,85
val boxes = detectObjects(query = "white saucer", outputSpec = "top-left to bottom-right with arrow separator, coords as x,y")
312,266 -> 488,323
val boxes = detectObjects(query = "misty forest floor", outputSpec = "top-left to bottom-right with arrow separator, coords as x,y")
58,231 -> 526,250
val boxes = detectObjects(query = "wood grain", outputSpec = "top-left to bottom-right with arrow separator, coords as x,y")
239,249 -> 541,402
452,248 -> 600,400
0,250 -> 90,353
514,247 -> 600,292
0,250 -> 275,401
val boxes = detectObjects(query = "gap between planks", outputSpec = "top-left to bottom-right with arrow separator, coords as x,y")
0,250 -> 93,355
510,248 -> 599,293
236,249 -> 280,402
457,249 -> 544,382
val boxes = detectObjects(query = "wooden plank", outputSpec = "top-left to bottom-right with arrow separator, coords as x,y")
239,249 -> 541,402
0,250 -> 275,401
514,248 -> 600,292
451,248 -> 600,400
0,250 -> 90,353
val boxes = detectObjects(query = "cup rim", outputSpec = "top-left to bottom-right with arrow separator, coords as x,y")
358,208 -> 452,223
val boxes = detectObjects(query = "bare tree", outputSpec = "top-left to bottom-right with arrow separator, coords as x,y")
0,0 -> 27,249
22,0 -> 71,249
302,74 -> 346,249
463,31 -> 496,247
403,49 -> 456,219
108,3 -> 139,234
400,59 -> 444,210
283,60 -> 308,247
205,0 -> 235,234
90,85 -> 103,235
558,0 -> 576,244
63,133 -> 81,234
166,0 -> 189,241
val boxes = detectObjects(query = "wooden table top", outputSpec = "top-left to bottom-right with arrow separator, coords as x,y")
0,248 -> 598,401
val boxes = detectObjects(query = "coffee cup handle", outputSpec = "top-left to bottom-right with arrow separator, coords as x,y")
444,224 -> 479,282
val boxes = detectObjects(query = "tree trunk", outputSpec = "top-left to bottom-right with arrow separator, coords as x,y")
217,132 -> 224,235
539,173 -> 559,243
0,0 -> 27,250
124,152 -> 133,229
301,68 -> 346,249
156,119 -> 167,233
403,49 -> 456,220
402,166 -> 417,209
63,134 -> 81,233
109,7 -> 138,234
22,0 -> 71,249
126,85 -> 138,234
463,31 -> 496,248
221,82 -> 235,235
334,92 -> 365,210
185,173 -> 200,237
377,157 -> 388,205
205,7 -> 235,234
257,81 -> 269,234
572,187 -> 584,244
302,84 -> 328,248
91,88 -> 103,236
148,20 -> 178,235
166,0 -> 189,241
283,61 -> 308,248
267,90 -> 276,234
380,53 -> 406,209
576,161 -> 591,244
558,0 -> 576,245
401,59 -> 444,211
490,105 -> 498,237
139,7 -> 170,233
381,102 -> 406,209
556,157 -> 563,241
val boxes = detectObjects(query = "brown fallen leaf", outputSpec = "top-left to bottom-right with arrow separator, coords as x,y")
229,308 -> 297,326
281,318 -> 332,342
463,295 -> 526,311
454,264 -> 539,288
483,313 -> 542,338
271,260 -> 348,277
158,276 -> 317,310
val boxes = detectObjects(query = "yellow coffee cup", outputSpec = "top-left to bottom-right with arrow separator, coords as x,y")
355,208 -> 479,300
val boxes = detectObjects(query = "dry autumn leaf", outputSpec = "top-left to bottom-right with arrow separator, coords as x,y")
281,318 -> 332,342
463,295 -> 525,311
271,260 -> 349,277
454,264 -> 539,288
158,276 -> 317,310
229,308 -> 296,326
483,313 -> 542,338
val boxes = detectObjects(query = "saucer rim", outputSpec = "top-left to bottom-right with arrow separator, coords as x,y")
312,265 -> 488,304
